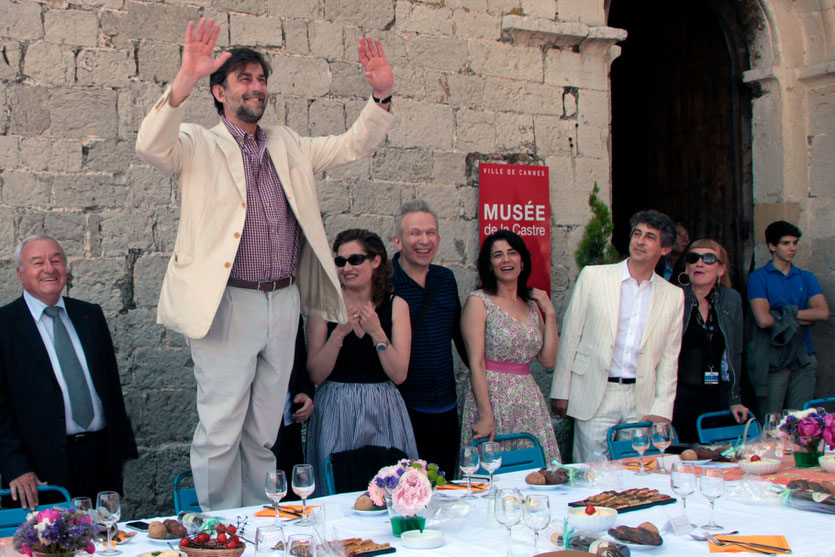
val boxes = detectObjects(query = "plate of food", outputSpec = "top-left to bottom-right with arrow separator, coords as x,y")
569,488 -> 676,513
524,467 -> 570,489
138,551 -> 186,557
607,522 -> 664,551
112,531 -> 138,545
352,493 -> 387,516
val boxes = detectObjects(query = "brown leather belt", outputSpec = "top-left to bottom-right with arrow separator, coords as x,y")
228,276 -> 294,292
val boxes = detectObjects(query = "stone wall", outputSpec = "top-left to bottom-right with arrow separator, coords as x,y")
0,0 -> 832,519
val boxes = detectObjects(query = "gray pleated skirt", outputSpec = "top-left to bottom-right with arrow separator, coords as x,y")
306,380 -> 418,497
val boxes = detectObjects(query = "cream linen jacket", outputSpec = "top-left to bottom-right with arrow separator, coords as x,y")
135,88 -> 397,339
549,262 -> 684,421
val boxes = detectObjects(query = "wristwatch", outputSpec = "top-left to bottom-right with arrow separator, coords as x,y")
375,338 -> 391,352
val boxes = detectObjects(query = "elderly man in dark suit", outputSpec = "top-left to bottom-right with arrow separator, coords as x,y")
0,234 -> 137,508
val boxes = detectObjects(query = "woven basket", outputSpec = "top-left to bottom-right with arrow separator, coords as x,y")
181,544 -> 246,557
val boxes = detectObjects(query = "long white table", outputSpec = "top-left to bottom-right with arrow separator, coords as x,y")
123,467 -> 834,556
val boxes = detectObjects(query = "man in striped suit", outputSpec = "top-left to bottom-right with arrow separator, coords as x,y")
550,210 -> 684,463
392,200 -> 469,476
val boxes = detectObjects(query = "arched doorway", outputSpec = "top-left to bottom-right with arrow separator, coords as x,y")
608,1 -> 754,288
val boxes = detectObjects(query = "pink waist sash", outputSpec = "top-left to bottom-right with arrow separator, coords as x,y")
485,358 -> 530,375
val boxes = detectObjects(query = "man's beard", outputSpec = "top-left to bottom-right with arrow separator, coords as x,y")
236,102 -> 264,124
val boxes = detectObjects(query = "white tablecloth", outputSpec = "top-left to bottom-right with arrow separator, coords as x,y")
123,467 -> 834,557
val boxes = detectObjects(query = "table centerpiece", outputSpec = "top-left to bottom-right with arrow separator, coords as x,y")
778,407 -> 835,468
368,459 -> 446,537
13,508 -> 97,557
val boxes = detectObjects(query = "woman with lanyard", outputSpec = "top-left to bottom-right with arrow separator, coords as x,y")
672,239 -> 749,443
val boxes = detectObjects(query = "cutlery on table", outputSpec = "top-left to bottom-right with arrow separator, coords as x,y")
705,533 -> 792,554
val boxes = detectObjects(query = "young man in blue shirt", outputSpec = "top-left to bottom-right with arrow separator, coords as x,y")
747,221 -> 830,413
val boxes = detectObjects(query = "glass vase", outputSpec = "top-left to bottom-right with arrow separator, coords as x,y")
384,495 -> 426,537
792,440 -> 824,468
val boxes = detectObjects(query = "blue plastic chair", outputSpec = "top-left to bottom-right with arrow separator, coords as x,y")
606,422 -> 680,460
696,410 -> 760,444
173,471 -> 201,514
0,485 -> 72,536
803,397 -> 835,412
471,433 -> 546,474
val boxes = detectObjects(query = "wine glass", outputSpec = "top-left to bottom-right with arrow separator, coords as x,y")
493,488 -> 522,557
266,470 -> 288,525
763,412 -> 783,457
459,446 -> 480,499
96,491 -> 121,556
651,423 -> 673,473
631,427 -> 650,475
286,534 -> 315,557
670,463 -> 696,519
291,464 -> 315,526
479,442 -> 503,496
700,468 -> 724,530
72,496 -> 93,516
523,494 -> 551,555
256,525 -> 285,557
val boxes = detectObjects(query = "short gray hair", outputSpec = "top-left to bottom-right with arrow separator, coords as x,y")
394,199 -> 438,237
14,234 -> 67,270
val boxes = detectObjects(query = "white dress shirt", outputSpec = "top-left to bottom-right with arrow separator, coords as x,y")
608,260 -> 655,379
23,291 -> 106,434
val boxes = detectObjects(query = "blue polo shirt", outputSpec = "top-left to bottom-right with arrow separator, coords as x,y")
391,253 -> 466,413
747,261 -> 823,355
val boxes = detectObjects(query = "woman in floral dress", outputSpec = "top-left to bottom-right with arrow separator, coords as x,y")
460,230 -> 561,463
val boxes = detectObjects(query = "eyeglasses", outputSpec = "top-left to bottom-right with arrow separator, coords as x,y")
334,253 -> 371,267
685,252 -> 721,265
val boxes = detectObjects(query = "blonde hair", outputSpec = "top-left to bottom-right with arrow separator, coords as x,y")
687,238 -> 731,288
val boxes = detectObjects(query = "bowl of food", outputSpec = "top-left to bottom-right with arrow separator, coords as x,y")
819,455 -> 835,474
738,457 -> 781,476
566,506 -> 618,532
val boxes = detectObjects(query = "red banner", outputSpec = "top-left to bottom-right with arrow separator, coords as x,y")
478,163 -> 551,295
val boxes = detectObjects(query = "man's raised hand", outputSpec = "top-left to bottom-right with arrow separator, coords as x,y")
170,18 -> 231,107
357,36 -> 393,100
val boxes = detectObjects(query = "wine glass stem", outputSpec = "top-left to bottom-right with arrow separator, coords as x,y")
466,474 -> 473,496
301,495 -> 308,521
274,500 -> 280,525
106,524 -> 113,550
709,498 -> 715,523
489,472 -> 495,493
639,453 -> 644,473
505,526 -> 512,557
533,530 -> 539,554
682,496 -> 687,511
659,449 -> 666,472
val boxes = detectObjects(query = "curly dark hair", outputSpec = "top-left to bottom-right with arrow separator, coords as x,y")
629,209 -> 676,248
477,230 -> 532,301
333,229 -> 392,306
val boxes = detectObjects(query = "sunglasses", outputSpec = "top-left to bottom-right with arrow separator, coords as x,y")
685,252 -> 721,265
334,253 -> 371,267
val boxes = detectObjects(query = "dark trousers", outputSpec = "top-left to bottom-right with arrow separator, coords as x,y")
66,429 -> 119,500
407,407 -> 460,479
271,422 -> 304,501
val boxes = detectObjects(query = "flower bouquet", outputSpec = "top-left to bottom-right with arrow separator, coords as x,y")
367,459 -> 446,537
778,408 -> 835,468
12,508 -> 98,557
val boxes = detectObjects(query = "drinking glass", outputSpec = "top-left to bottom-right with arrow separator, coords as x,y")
651,423 -> 673,473
96,491 -> 121,556
459,446 -> 480,499
256,525 -> 285,557
631,427 -> 650,475
700,468 -> 724,530
265,470 -> 288,525
522,494 -> 550,555
763,413 -> 783,457
286,534 -> 315,557
493,488 -> 522,557
291,464 -> 315,526
670,463 -> 696,513
479,442 -> 503,496
72,496 -> 93,516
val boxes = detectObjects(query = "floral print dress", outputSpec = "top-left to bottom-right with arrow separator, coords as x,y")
460,290 -> 561,463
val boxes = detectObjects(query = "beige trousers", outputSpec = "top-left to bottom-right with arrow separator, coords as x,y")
189,285 -> 300,511
572,382 -> 639,463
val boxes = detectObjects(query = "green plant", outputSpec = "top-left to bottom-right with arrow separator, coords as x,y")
574,182 -> 620,269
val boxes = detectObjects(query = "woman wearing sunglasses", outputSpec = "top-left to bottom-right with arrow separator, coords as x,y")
672,239 -> 749,442
305,229 -> 417,496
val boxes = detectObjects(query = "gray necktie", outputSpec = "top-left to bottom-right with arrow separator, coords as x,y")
43,306 -> 94,429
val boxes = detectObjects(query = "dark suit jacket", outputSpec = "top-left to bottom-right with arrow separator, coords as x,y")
0,296 -> 138,493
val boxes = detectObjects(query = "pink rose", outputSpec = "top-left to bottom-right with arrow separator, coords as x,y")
824,414 -> 835,450
391,469 -> 432,517
84,544 -> 96,554
36,508 -> 61,523
797,418 -> 821,438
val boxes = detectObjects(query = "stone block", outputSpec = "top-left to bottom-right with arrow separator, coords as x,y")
151,206 -> 179,253
395,2 -> 454,35
73,0 -> 124,9
19,137 -> 81,172
324,212 -> 392,243
267,53 -> 330,97
183,86 -> 234,129
556,0 -> 605,25
267,0 -> 323,20
805,197 -> 835,240
446,0 -> 488,11
316,178 -> 352,214
282,19 -> 309,55
310,20 -> 344,59
323,157 -> 369,181
111,2 -> 200,44
309,98 -> 346,137
44,9 -> 99,46
807,85 -> 835,136
42,211 -> 87,256
84,138 -> 136,173
127,165 -> 173,208
442,73 -> 486,107
136,40 -> 181,84
213,0 -> 266,15
0,0 -> 43,40
809,133 -> 835,197
0,207 -> 15,258
52,173 -> 129,208
533,114 -> 574,157
406,35 -> 469,72
520,0 -> 557,19
371,148 -> 433,182
230,14 -> 283,47
801,14 -> 828,65
454,107 -> 496,152
7,85 -> 51,135
68,257 -> 125,311
495,111 -> 534,151
577,88 -> 610,127
459,183 -> 479,219
809,237 -> 835,274
545,47 -> 609,91
414,184 -> 460,219
132,346 -> 194,390
77,47 -> 135,87
388,99 -> 453,149
99,208 -> 154,256
133,252 -> 168,307
0,40 -> 22,81
433,151 -> 467,185
452,9 -> 501,40
284,97 -> 310,136
2,170 -> 52,207
117,81 -> 166,140
0,135 -> 20,169
22,41 -> 75,86
0,264 -> 20,306
394,67 -> 427,102
110,308 -> 164,353
323,0 -> 395,30
470,40 -> 542,82
330,61 -> 369,98
484,0 -> 522,16
133,389 -> 197,444
351,179 -> 409,216
49,88 -> 118,138
483,79 -> 562,115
